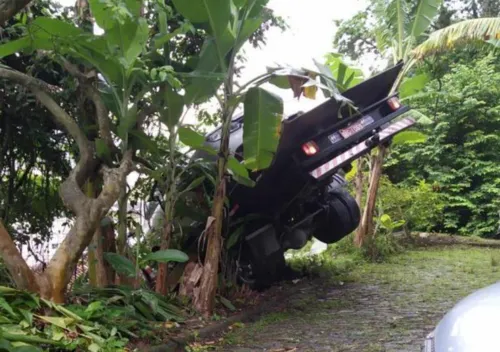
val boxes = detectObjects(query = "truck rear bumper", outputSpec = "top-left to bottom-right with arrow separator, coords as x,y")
309,117 -> 416,180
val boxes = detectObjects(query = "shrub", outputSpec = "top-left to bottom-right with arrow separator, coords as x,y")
378,177 -> 445,233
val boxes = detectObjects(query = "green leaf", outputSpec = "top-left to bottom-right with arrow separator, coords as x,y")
181,176 -> 206,194
117,106 -> 138,140
143,249 -> 189,263
154,22 -> 193,49
172,0 -> 231,40
85,301 -> 104,317
0,18 -> 84,58
107,18 -> 149,69
88,0 -> 117,30
28,17 -> 83,47
324,54 -> 364,92
227,156 -> 255,187
0,37 -> 31,58
408,109 -> 433,125
409,0 -> 443,39
183,35 -> 233,104
103,253 -> 137,278
158,86 -> 185,130
392,130 -> 427,145
13,346 -> 42,352
129,130 -> 160,155
0,331 -> 59,346
218,296 -> 236,311
399,73 -> 429,99
380,214 -> 392,228
0,297 -> 16,318
17,310 -> 32,327
0,338 -> 13,351
226,225 -> 244,249
179,127 -> 206,148
88,343 -> 100,352
36,316 -> 74,329
243,87 -> 283,171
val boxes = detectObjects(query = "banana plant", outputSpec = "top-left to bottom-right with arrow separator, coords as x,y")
169,0 -> 348,316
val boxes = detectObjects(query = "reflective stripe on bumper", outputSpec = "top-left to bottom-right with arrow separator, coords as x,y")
309,117 -> 416,179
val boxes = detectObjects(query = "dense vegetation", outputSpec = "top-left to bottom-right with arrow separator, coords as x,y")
336,0 -> 500,239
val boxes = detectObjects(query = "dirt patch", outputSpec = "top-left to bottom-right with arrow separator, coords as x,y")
196,246 -> 500,352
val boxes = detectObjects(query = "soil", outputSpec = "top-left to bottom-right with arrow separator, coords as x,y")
192,244 -> 500,352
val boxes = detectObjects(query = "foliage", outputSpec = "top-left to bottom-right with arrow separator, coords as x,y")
0,0 -> 72,246
333,0 -> 444,63
360,211 -> 405,262
413,17 -> 500,58
70,285 -> 184,326
386,54 -> 500,236
0,286 -> 128,351
103,250 -> 188,278
377,177 -> 445,232
287,250 -> 357,283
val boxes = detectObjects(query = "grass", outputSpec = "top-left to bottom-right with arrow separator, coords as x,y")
212,243 -> 500,351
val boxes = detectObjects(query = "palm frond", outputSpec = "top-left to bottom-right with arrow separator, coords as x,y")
388,0 -> 407,59
409,0 -> 443,39
413,17 -> 500,58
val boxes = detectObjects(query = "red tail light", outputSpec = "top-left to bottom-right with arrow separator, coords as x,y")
387,97 -> 401,111
302,141 -> 319,156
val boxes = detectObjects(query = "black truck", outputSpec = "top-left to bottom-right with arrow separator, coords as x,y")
148,62 -> 414,288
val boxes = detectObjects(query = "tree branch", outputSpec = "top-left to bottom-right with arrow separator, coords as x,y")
61,59 -> 114,149
0,67 -> 89,152
0,0 -> 32,25
46,150 -> 134,302
0,220 -> 40,292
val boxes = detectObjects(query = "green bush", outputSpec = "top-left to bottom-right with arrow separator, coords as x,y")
378,177 -> 445,233
386,54 -> 500,237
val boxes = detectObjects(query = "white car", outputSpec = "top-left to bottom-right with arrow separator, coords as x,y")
423,281 -> 500,352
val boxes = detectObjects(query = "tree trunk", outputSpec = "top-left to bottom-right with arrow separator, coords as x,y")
42,154 -> 133,302
0,220 -> 48,294
0,0 -> 32,25
155,217 -> 172,295
195,112 -> 231,317
92,224 -> 109,287
85,181 -> 98,286
357,145 -> 388,246
101,219 -> 116,285
354,158 -> 365,246
116,184 -> 128,256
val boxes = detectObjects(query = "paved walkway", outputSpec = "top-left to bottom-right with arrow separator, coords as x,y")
215,247 -> 500,351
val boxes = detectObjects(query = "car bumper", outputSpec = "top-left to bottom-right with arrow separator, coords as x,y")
309,116 -> 416,180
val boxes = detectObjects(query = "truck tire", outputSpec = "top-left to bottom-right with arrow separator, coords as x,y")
314,188 -> 360,244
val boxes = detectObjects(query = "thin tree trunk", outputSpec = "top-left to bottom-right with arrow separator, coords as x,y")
357,145 -> 388,246
101,219 -> 116,284
354,158 -> 366,247
85,181 -> 98,286
92,224 -> 109,287
155,217 -> 172,295
0,0 -> 32,25
0,220 -> 48,294
195,111 -> 231,316
116,184 -> 128,256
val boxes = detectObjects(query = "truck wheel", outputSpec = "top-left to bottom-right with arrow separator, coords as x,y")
238,250 -> 287,291
314,189 -> 360,244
